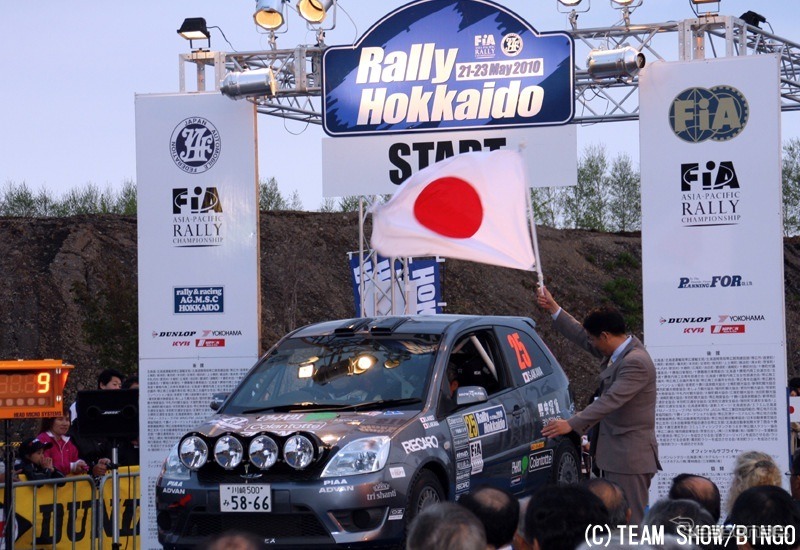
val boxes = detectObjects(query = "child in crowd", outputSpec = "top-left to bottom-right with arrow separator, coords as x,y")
17,437 -> 65,481
37,412 -> 89,476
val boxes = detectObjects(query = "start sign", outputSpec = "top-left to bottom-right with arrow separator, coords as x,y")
0,360 -> 72,419
322,0 -> 574,136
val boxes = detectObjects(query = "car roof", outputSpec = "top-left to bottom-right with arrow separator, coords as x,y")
289,315 -> 536,338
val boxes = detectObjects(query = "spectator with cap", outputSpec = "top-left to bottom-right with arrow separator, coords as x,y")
668,473 -> 721,523
459,485 -> 518,550
17,437 -> 64,481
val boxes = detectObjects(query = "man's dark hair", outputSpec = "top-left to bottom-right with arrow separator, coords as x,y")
789,377 -> 800,393
459,486 -> 519,548
407,502 -> 486,550
525,485 -> 608,550
668,473 -> 721,522
728,485 -> 800,550
97,368 -> 124,388
121,375 -> 138,389
644,499 -> 714,537
582,307 -> 627,337
585,478 -> 629,526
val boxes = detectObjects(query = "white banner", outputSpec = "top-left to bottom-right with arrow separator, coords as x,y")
135,92 -> 260,549
321,125 -> 577,196
639,55 -> 788,510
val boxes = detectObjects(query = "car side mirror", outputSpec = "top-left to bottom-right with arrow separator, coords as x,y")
455,386 -> 488,406
210,392 -> 229,411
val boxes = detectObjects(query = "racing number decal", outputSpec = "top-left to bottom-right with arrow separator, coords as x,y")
507,332 -> 532,370
464,413 -> 480,439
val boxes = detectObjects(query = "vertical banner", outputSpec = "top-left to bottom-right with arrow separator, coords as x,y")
135,92 -> 260,549
640,55 -> 787,508
348,254 -> 444,316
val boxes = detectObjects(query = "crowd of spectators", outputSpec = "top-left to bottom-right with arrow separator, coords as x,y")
12,368 -> 139,483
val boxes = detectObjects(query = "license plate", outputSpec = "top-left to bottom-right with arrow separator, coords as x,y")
220,484 -> 271,512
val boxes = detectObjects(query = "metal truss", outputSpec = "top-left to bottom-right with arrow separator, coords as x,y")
192,14 -> 800,126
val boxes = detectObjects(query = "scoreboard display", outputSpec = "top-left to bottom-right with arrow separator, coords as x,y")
0,360 -> 73,419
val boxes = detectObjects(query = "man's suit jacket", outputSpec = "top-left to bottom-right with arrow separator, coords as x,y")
554,309 -> 660,475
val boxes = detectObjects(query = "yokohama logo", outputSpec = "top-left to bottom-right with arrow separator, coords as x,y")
196,339 -> 225,347
711,325 -> 745,334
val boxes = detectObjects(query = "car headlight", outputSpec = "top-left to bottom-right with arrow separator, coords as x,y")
179,436 -> 208,470
249,435 -> 279,470
284,434 -> 315,470
161,443 -> 190,481
321,436 -> 390,477
214,435 -> 244,470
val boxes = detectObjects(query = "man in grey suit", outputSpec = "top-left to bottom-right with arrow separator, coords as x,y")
537,287 -> 659,524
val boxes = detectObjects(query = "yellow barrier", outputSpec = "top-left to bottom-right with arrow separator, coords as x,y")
0,466 -> 139,550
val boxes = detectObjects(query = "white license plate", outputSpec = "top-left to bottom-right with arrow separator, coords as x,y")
220,484 -> 271,512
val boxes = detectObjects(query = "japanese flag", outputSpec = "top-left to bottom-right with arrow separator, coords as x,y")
371,150 -> 535,271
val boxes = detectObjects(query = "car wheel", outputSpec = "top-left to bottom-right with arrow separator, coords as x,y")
551,438 -> 581,485
406,469 -> 445,521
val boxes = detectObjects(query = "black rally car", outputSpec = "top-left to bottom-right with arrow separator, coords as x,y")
156,315 -> 581,548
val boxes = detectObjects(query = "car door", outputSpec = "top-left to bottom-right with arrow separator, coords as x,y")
442,328 -> 528,497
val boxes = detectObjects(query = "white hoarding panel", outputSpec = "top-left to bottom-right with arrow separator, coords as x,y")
135,92 -> 259,549
639,55 -> 787,508
321,125 -> 577,196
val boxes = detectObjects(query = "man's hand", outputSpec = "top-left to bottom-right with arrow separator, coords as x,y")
536,286 -> 560,315
541,418 -> 573,438
93,458 -> 111,477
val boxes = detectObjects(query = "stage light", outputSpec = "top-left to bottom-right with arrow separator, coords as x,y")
297,0 -> 334,24
740,10 -> 766,28
177,18 -> 211,49
691,0 -> 720,4
558,0 -> 583,5
587,46 -> 645,81
610,0 -> 641,6
220,68 -> 278,99
254,0 -> 286,30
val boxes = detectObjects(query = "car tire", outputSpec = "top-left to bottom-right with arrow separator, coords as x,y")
551,438 -> 581,485
406,469 -> 445,521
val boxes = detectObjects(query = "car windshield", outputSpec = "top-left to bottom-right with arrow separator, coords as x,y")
222,333 -> 440,414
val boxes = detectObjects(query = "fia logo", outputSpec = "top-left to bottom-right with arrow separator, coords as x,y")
680,161 -> 739,192
501,33 -> 523,57
170,117 -> 221,174
474,34 -> 496,59
173,187 -> 223,214
669,86 -> 748,143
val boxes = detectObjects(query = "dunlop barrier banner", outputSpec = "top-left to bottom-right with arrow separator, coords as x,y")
1,468 -> 139,549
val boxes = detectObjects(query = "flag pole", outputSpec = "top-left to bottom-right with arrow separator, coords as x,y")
525,187 -> 544,290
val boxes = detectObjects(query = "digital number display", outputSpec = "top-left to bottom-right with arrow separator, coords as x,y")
0,360 -> 73,419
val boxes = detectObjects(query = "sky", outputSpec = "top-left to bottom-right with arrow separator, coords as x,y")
2,0 -> 799,210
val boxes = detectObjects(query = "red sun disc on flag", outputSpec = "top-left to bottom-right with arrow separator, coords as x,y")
413,177 -> 483,238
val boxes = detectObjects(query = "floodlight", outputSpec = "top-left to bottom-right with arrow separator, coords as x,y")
177,18 -> 211,49
558,0 -> 583,5
740,10 -> 766,28
297,0 -> 334,24
587,46 -> 645,81
254,0 -> 286,30
691,0 -> 719,3
220,68 -> 278,99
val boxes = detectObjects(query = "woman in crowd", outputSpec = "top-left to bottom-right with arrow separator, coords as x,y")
37,411 -> 89,476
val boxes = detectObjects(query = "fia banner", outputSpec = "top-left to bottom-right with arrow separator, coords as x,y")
348,254 -> 443,316
639,55 -> 788,508
135,92 -> 260,549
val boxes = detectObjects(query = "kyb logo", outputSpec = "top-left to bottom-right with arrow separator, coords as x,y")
170,117 -> 221,174
670,86 -> 749,143
681,161 -> 739,191
173,187 -> 222,215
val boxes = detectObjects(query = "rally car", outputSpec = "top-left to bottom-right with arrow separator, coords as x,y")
156,315 -> 581,549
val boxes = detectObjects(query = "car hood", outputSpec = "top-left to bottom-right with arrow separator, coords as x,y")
192,411 -> 418,444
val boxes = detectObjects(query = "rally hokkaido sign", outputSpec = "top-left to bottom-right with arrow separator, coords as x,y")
370,150 -> 534,270
322,0 -> 573,136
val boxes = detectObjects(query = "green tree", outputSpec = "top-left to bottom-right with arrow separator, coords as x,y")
562,144 -> 609,231
259,177 -> 288,210
530,187 -> 561,228
607,153 -> 641,231
783,138 -> 800,236
0,181 -> 38,217
337,195 -> 361,212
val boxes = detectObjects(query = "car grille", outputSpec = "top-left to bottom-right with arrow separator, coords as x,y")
183,508 -> 332,542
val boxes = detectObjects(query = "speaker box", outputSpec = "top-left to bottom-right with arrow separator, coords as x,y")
76,389 -> 139,438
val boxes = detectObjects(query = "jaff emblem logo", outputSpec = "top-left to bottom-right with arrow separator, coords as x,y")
173,187 -> 222,215
170,117 -> 221,173
501,33 -> 523,57
670,86 -> 748,143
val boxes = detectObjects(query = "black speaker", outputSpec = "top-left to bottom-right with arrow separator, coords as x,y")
76,389 -> 139,438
